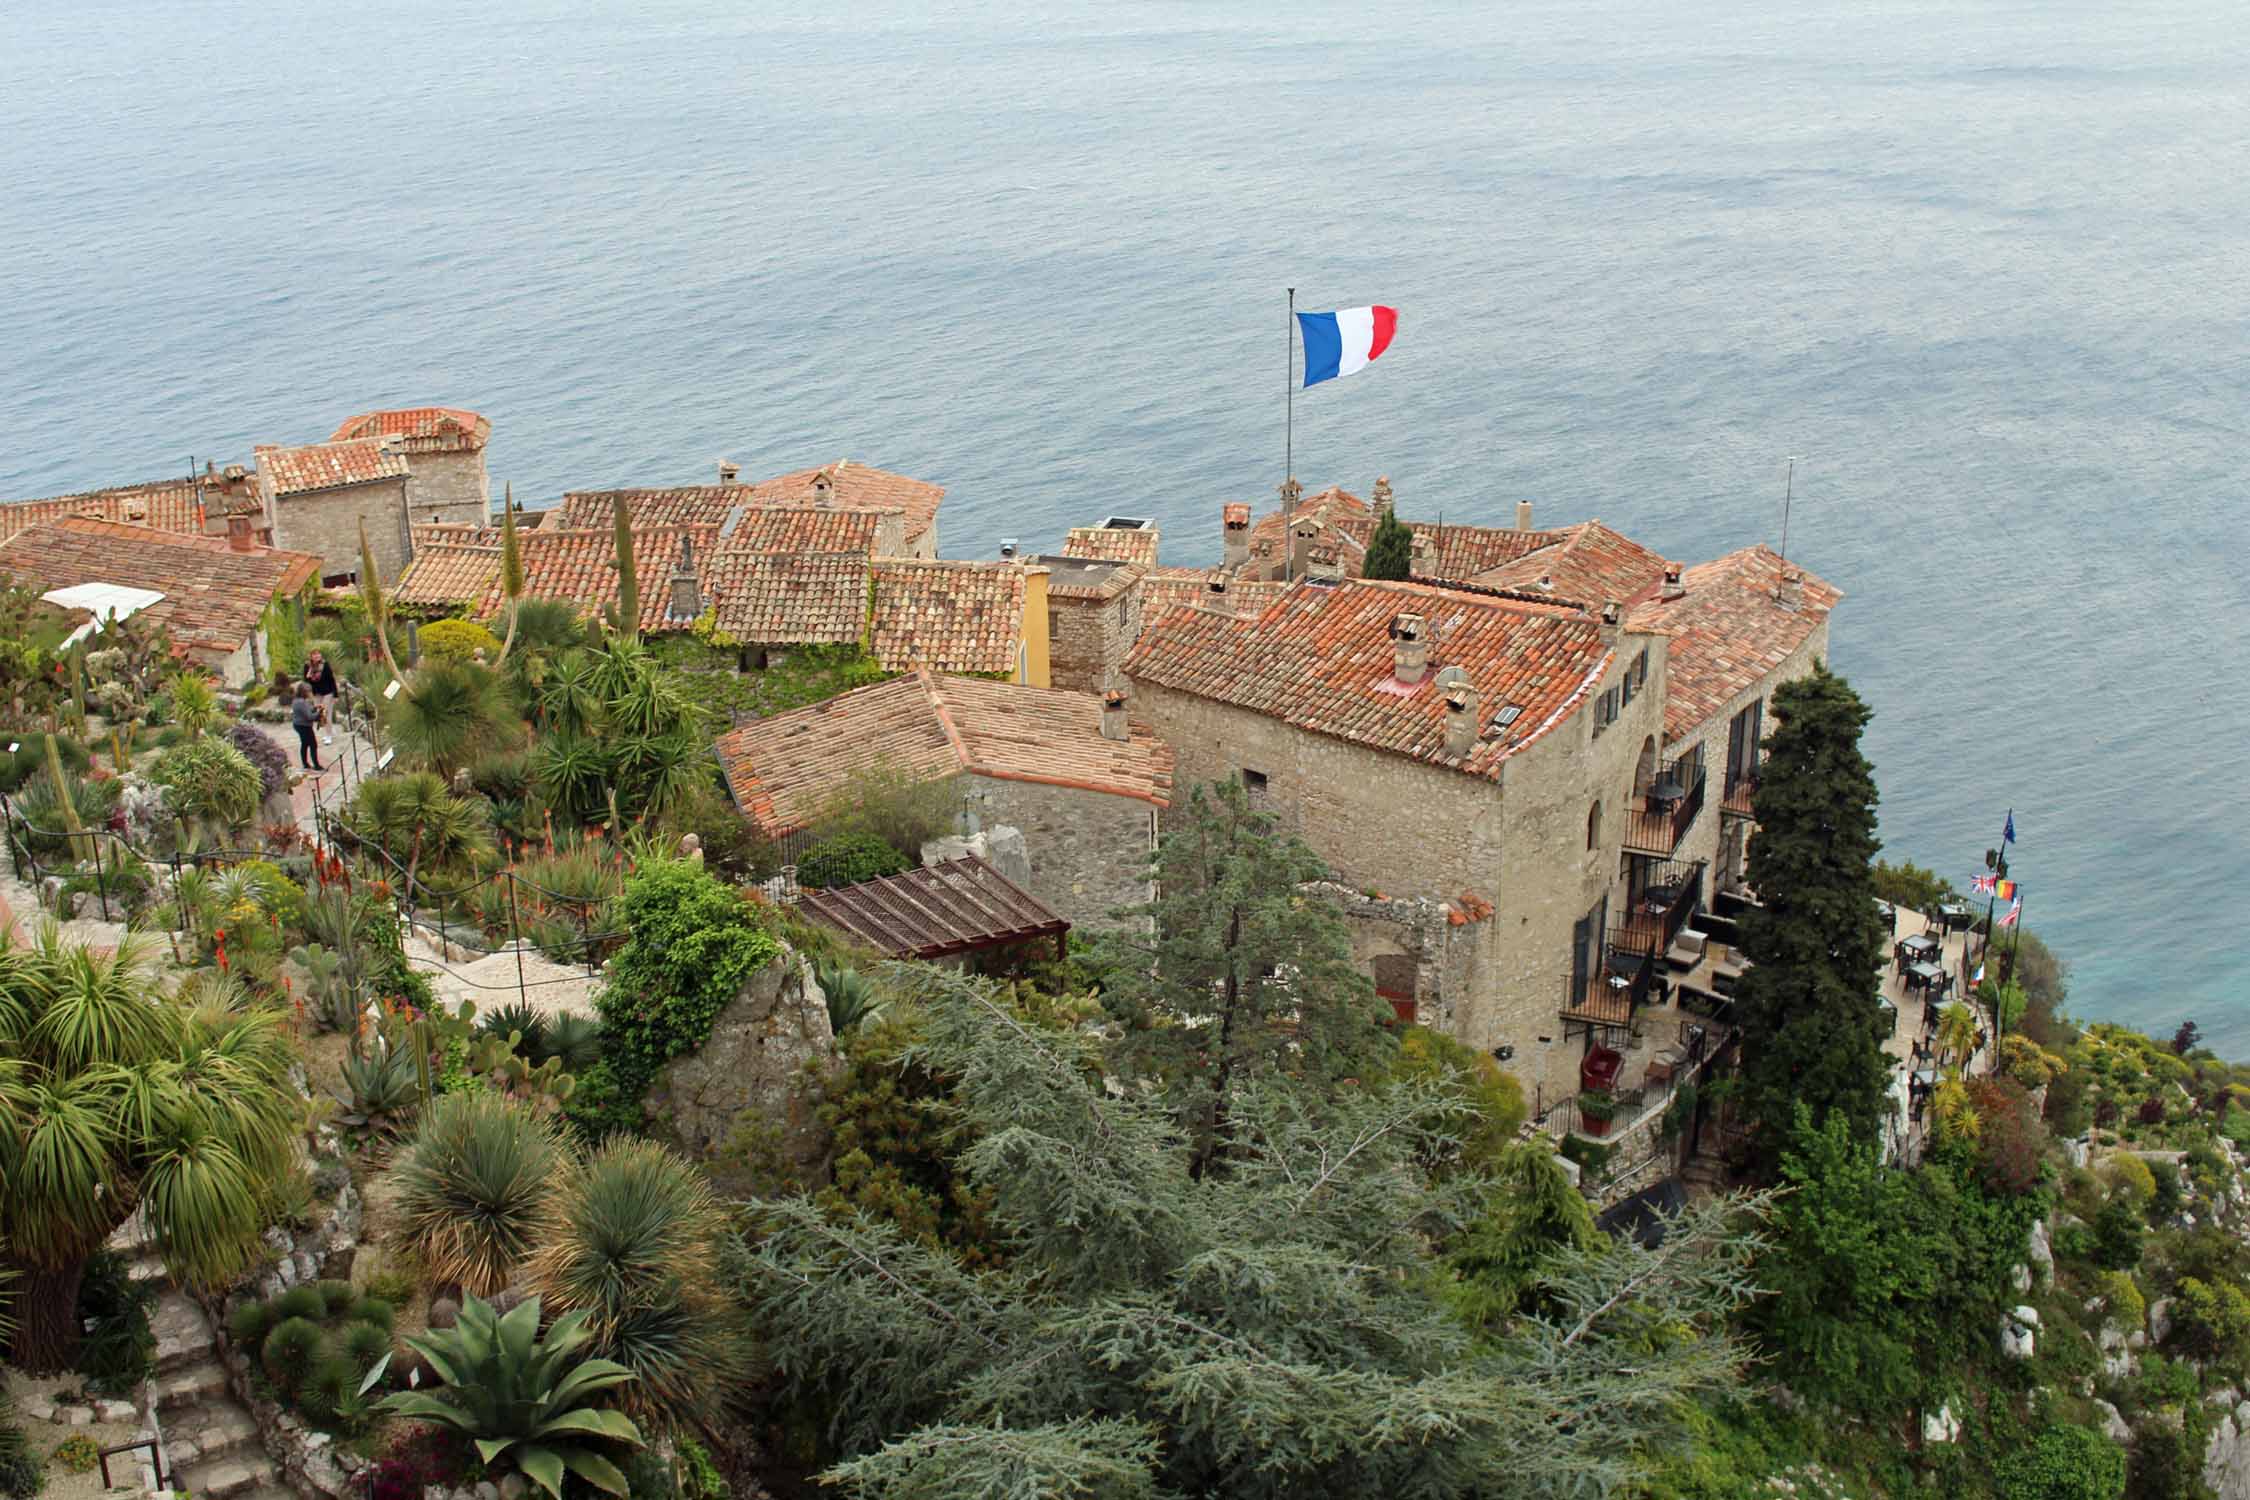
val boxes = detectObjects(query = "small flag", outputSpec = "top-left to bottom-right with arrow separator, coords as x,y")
1999,899 -> 2020,929
1972,961 -> 1986,985
1971,873 -> 1995,895
2002,810 -> 2017,845
1993,879 -> 2017,903
1297,305 -> 1398,387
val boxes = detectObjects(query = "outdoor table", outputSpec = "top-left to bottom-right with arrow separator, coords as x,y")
1899,933 -> 1939,964
1938,901 -> 1973,931
1646,778 -> 1684,809
1906,960 -> 1944,991
1876,898 -> 1896,929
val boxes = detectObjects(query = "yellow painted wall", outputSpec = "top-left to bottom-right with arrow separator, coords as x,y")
1016,566 -> 1052,687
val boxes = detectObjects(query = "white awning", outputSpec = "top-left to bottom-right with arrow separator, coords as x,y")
43,583 -> 167,649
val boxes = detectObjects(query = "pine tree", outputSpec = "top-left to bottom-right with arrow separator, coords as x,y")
1732,664 -> 1891,1174
739,965 -> 1768,1499
1094,777 -> 1393,1178
1363,509 -> 1414,580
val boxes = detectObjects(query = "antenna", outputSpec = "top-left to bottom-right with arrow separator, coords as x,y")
1779,456 -> 1803,561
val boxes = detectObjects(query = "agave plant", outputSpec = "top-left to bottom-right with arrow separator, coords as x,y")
335,1044 -> 421,1142
479,1002 -> 551,1059
390,1092 -> 564,1295
814,960 -> 884,1034
538,1014 -> 603,1074
377,1294 -> 642,1499
525,1139 -> 744,1425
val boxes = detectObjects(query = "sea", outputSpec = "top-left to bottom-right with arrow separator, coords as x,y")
2,0 -> 2244,1050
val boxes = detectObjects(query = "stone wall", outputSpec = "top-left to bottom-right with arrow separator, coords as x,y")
1046,590 -> 1129,692
966,773 -> 1157,930
271,478 -> 417,583
1131,629 -> 1668,1107
398,448 -> 490,528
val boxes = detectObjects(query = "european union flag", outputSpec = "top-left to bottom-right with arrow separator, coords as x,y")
2002,810 -> 2017,845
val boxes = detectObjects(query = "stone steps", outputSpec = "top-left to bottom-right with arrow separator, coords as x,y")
175,1451 -> 281,1500
152,1289 -> 217,1375
153,1360 -> 231,1413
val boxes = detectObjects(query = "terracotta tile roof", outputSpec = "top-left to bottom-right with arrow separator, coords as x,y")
702,550 -> 869,646
1243,485 -> 1367,566
1241,487 -> 1560,582
1472,521 -> 1670,608
1139,567 -> 1288,622
554,460 -> 943,547
715,504 -> 904,556
0,478 -> 212,540
714,668 -> 1173,838
1063,524 -> 1160,567
256,438 -> 408,498
0,519 -> 318,664
866,559 -> 1024,675
1628,544 -> 1843,742
328,407 -> 491,453
1126,577 -> 1615,778
393,524 -> 719,633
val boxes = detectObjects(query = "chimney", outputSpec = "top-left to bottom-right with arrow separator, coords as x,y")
1391,612 -> 1429,683
1775,566 -> 1805,611
998,537 -> 1019,560
669,537 -> 701,619
1661,563 -> 1685,602
1515,499 -> 1534,532
1410,528 -> 1432,574
1443,676 -> 1480,758
1372,475 -> 1394,518
1222,502 -> 1251,569
225,512 -> 255,552
717,459 -> 741,485
1278,476 -> 1303,516
1100,687 -> 1130,742
1307,542 -> 1342,580
1289,517 -> 1319,579
1205,569 -> 1229,595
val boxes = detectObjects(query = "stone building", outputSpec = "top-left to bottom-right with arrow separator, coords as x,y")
551,458 -> 945,558
328,407 -> 492,526
253,437 -> 418,585
714,668 -> 1172,929
1127,574 -> 1666,1108
0,517 -> 319,687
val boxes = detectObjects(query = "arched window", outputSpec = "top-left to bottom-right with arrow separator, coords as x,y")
1587,800 -> 1602,850
1634,735 -> 1657,794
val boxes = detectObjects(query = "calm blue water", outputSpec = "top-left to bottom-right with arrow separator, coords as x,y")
3,1 -> 2245,1049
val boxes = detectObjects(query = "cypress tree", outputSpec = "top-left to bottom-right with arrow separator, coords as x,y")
494,484 -> 525,667
610,491 -> 640,641
1363,509 -> 1414,580
1732,664 -> 1891,1175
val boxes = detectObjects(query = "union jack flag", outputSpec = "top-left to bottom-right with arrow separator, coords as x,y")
1972,873 -> 1996,895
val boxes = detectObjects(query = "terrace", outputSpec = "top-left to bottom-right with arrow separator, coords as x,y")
1622,754 -> 1706,856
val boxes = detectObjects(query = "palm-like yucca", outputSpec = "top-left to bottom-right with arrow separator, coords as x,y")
534,649 -> 605,738
384,659 -> 520,782
391,1091 -> 564,1296
532,734 -> 611,824
0,926 -> 298,1370
378,1293 -> 643,1499
1936,1001 -> 1979,1075
168,669 -> 221,740
345,771 -> 493,888
525,1139 -> 744,1425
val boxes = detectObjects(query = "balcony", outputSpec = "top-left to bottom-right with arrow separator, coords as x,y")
1560,940 -> 1658,1041
1622,757 -> 1706,856
1616,859 -> 1706,960
1720,769 -> 1758,820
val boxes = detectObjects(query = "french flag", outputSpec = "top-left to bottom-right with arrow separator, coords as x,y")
1297,305 -> 1398,388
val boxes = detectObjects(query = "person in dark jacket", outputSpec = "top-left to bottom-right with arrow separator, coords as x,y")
290,683 -> 324,771
303,651 -> 340,744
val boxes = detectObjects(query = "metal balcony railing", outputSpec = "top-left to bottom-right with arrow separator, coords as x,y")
1623,756 -> 1707,855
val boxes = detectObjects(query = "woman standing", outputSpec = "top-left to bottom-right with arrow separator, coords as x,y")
290,683 -> 324,772
302,650 -> 340,744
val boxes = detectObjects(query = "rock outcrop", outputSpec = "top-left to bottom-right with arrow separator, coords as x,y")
645,945 -> 838,1180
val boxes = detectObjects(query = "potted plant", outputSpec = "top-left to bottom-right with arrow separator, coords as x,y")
1577,1088 -> 1619,1138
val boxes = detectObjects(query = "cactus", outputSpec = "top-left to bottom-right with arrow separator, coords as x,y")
289,941 -> 363,1033
44,732 -> 92,864
609,490 -> 640,640
468,1030 -> 579,1111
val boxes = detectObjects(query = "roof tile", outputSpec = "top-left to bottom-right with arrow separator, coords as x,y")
0,519 -> 318,663
554,459 -> 943,546
327,407 -> 491,453
1627,544 -> 1842,740
867,559 -> 1024,675
256,438 -> 408,497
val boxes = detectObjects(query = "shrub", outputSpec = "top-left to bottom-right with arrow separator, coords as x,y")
72,1248 -> 155,1397
156,737 -> 263,833
47,1436 -> 98,1476
2137,1096 -> 2168,1127
227,720 -> 291,800
595,859 -> 779,1106
797,830 -> 908,890
338,1319 -> 393,1375
0,1388 -> 41,1500
2093,1198 -> 2144,1271
2100,1152 -> 2156,1208
229,1298 -> 277,1347
417,618 -> 503,664
391,1092 -> 565,1296
11,769 -> 120,859
1994,1421 -> 2127,1500
1966,1076 -> 2048,1197
314,1278 -> 358,1315
262,1316 -> 326,1398
360,1264 -> 420,1308
271,1284 -> 327,1323
2096,1269 -> 2146,1334
2148,1159 -> 2184,1221
346,1296 -> 395,1332
2170,1276 -> 2250,1367
0,734 -> 88,796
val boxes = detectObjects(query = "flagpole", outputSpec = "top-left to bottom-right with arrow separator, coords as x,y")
1286,287 -> 1296,483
